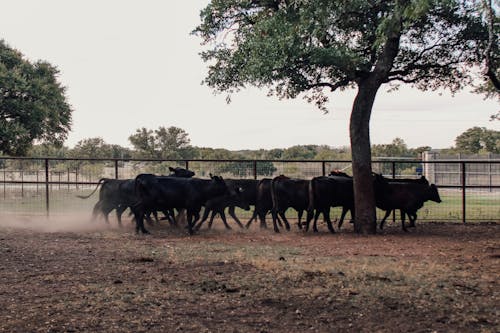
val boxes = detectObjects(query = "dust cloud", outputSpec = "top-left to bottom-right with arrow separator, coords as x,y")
0,213 -> 128,233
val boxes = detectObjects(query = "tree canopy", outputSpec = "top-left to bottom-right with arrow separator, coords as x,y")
194,0 -> 493,234
194,0 -> 489,108
455,126 -> 500,153
0,40 -> 72,156
128,126 -> 194,159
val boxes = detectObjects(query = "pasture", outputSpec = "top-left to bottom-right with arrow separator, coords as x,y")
0,216 -> 498,332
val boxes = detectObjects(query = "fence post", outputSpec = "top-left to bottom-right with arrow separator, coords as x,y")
461,161 -> 466,224
322,161 -> 326,176
115,160 -> 119,179
21,168 -> 24,198
185,160 -> 189,171
45,158 -> 50,217
253,160 -> 257,180
392,161 -> 396,223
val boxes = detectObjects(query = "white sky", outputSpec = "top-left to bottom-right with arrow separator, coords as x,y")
1,0 -> 498,150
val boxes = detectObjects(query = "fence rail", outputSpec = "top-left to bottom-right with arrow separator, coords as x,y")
1,157 -> 499,224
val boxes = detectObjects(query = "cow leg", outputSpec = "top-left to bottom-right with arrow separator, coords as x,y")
131,204 -> 149,234
296,210 -> 303,230
323,208 -> 335,234
272,214 -> 280,233
220,210 -> 232,230
379,210 -> 391,230
101,203 -> 115,225
278,211 -> 291,231
304,209 -> 314,232
187,208 -> 202,235
401,211 -> 408,232
408,212 -> 417,228
162,209 -> 177,227
116,205 -> 128,227
270,209 -> 280,233
228,206 -> 244,229
337,207 -> 349,230
152,211 -> 160,223
245,210 -> 258,229
207,211 -> 218,229
143,211 -> 156,226
258,210 -> 268,229
186,211 -> 195,235
313,209 -> 322,233
176,209 -> 187,227
195,207 -> 211,231
91,201 -> 102,221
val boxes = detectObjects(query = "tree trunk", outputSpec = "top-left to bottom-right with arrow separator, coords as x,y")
349,16 -> 402,234
350,80 -> 381,234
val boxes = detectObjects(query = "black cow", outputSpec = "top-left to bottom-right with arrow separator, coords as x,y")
305,172 -> 390,233
382,176 -> 429,227
131,174 -> 230,234
78,178 -> 137,225
245,178 -> 276,230
78,167 -> 195,225
194,192 -> 250,230
376,180 -> 442,231
270,175 -> 310,233
305,172 -> 354,233
195,179 -> 257,230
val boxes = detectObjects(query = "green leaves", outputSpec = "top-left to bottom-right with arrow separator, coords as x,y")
128,126 -> 192,159
195,0 -> 492,109
0,40 -> 72,156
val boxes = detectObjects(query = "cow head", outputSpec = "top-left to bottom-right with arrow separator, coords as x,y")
233,186 -> 251,211
428,184 -> 442,203
417,176 -> 429,185
169,166 -> 195,178
208,174 -> 230,197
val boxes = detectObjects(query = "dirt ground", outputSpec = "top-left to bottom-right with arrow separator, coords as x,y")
0,216 -> 498,333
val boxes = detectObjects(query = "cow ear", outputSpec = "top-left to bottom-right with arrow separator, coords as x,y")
209,173 -> 214,179
169,167 -> 175,172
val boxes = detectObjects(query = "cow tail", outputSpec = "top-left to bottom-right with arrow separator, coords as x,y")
308,179 -> 315,212
76,178 -> 108,199
270,177 -> 279,214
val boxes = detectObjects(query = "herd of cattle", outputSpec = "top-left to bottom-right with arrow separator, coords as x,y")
78,166 -> 442,235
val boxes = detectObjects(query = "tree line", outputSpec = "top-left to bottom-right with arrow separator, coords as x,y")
23,125 -> 499,161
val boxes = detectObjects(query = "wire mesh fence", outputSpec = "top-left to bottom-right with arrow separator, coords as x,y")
0,157 -> 498,224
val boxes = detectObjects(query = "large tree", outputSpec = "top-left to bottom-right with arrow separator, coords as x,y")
194,0 -> 491,233
0,40 -> 72,156
455,126 -> 500,153
128,126 -> 193,159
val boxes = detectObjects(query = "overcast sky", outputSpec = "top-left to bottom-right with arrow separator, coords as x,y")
1,0 -> 498,150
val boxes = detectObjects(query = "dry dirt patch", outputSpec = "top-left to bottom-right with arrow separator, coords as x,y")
0,218 -> 498,333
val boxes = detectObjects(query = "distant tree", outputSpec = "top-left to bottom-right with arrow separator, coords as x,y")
195,0 -> 490,234
70,138 -> 111,159
455,126 -> 500,153
372,138 -> 413,157
413,146 -> 432,157
282,145 -> 317,160
0,40 -> 72,156
265,148 -> 284,160
27,143 -> 69,158
129,126 -> 192,159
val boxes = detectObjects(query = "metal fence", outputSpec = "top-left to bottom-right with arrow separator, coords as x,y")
0,157 -> 499,223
